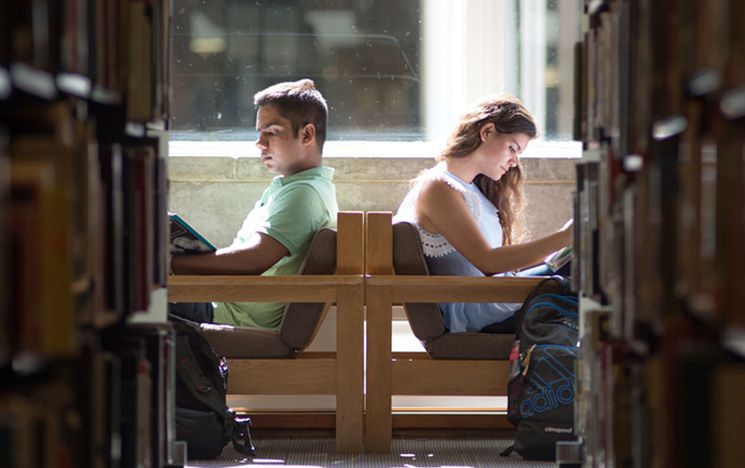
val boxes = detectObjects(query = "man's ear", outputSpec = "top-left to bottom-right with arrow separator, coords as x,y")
300,123 -> 316,146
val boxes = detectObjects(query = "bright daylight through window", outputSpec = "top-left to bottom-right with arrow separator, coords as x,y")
170,0 -> 581,156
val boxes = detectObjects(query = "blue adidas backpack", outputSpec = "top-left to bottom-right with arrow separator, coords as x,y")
502,276 -> 579,461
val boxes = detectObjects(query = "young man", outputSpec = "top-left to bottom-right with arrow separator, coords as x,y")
170,79 -> 338,329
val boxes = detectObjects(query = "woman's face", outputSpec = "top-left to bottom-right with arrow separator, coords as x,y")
479,126 -> 530,181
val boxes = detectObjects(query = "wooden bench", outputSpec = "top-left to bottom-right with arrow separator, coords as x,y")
364,211 -> 550,452
168,211 -> 365,453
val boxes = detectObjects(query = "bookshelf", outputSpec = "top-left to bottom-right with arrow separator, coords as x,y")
0,1 -> 178,467
575,0 -> 745,467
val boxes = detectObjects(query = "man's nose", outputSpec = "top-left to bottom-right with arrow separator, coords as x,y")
256,135 -> 266,149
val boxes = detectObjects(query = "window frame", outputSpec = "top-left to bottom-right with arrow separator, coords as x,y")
168,139 -> 581,159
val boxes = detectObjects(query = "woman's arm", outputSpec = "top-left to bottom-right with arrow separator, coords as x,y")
416,178 -> 572,275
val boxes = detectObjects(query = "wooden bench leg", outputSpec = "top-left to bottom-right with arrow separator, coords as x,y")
335,211 -> 365,453
335,284 -> 365,453
365,285 -> 392,452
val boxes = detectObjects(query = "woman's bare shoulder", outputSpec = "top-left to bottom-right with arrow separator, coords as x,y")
418,174 -> 463,200
417,175 -> 470,217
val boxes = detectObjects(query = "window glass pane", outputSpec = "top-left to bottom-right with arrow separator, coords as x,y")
542,0 -> 579,141
170,0 -> 581,145
511,0 -> 580,142
171,0 -> 423,141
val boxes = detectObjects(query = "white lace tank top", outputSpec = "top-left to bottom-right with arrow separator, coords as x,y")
393,162 -> 504,256
393,162 -> 520,333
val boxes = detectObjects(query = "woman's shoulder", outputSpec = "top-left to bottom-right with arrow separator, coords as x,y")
396,164 -> 472,223
418,176 -> 463,200
418,167 -> 467,196
417,168 -> 483,224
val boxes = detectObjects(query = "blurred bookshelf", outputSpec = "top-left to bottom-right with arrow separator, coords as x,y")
0,1 -> 179,467
573,0 -> 745,467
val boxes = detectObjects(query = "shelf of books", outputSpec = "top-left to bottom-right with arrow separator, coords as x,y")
575,1 -> 745,467
0,1 -> 179,467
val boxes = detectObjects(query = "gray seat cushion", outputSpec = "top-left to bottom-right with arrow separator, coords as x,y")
201,228 -> 337,359
392,221 -> 514,360
200,323 -> 292,358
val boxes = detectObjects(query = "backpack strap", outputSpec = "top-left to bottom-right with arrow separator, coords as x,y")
176,332 -> 228,409
232,415 -> 256,456
514,276 -> 572,334
500,444 -> 515,457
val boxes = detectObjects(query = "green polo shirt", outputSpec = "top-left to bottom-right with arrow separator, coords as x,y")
213,166 -> 338,329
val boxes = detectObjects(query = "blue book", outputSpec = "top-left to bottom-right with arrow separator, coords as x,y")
169,212 -> 216,254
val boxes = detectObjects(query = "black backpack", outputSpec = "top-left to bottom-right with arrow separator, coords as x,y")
502,276 -> 579,461
171,315 -> 256,460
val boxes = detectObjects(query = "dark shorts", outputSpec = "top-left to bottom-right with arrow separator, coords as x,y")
168,302 -> 215,323
480,314 -> 517,334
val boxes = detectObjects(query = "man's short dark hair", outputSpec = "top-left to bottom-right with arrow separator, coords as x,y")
254,79 -> 328,152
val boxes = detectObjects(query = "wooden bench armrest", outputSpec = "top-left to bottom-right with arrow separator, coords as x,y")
167,274 -> 364,302
366,275 -> 550,303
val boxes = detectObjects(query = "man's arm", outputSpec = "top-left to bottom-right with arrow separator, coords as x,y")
171,232 -> 289,275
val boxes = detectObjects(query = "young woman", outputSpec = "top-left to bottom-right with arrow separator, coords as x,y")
394,94 -> 572,334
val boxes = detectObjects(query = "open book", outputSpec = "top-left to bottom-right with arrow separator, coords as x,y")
544,245 -> 572,272
169,212 -> 216,254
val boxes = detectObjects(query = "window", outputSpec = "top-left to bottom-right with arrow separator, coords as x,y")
170,0 -> 581,155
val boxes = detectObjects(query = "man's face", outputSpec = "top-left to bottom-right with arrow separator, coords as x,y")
255,104 -> 307,176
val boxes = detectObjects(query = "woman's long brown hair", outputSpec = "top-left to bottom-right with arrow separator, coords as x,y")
438,95 -> 537,245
